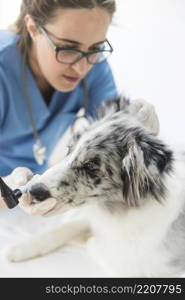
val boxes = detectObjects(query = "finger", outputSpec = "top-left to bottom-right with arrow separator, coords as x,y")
130,99 -> 147,114
137,106 -> 153,121
19,197 -> 57,215
18,193 -> 33,207
137,107 -> 160,135
11,167 -> 33,187
31,198 -> 57,215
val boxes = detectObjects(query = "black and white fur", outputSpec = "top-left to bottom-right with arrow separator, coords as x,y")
5,97 -> 185,277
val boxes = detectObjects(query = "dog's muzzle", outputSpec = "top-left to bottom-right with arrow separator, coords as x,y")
30,183 -> 51,201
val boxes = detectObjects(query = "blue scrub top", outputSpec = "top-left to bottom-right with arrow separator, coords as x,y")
0,30 -> 118,176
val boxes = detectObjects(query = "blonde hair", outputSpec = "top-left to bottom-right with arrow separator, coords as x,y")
11,0 -> 116,53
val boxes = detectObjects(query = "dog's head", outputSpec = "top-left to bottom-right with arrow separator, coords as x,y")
29,99 -> 173,215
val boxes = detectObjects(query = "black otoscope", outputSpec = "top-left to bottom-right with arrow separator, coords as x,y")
0,177 -> 23,208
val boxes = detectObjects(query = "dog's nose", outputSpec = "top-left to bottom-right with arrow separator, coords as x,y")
30,183 -> 51,201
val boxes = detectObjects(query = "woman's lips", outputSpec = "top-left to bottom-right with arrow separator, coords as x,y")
63,75 -> 80,83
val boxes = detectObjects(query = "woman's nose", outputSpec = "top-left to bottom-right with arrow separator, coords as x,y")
30,183 -> 51,201
71,57 -> 90,76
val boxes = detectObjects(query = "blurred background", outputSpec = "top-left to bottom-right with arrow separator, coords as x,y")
0,0 -> 185,144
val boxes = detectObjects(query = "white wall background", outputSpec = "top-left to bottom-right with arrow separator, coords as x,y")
0,0 -> 21,28
108,0 -> 185,145
0,0 -> 185,145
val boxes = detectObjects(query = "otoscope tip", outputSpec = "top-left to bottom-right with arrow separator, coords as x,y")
0,177 -> 22,209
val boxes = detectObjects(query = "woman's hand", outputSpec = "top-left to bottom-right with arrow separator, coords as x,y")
0,167 -> 56,215
19,193 -> 57,216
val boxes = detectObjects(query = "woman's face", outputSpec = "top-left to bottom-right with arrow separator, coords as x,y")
27,8 -> 112,92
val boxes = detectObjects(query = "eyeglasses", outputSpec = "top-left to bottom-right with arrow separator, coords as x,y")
38,26 -> 113,65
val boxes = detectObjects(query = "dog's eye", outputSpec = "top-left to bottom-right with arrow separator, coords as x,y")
84,162 -> 98,172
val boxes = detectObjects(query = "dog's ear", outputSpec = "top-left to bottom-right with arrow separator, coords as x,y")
120,129 -> 173,206
71,115 -> 91,141
95,96 -> 130,120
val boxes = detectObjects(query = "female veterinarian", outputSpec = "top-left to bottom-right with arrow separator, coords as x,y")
0,0 -> 119,214
0,0 -> 159,214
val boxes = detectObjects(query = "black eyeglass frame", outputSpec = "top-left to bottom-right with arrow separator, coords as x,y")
38,26 -> 113,65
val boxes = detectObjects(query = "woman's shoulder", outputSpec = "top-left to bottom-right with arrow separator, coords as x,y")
0,29 -> 19,53
0,30 -> 20,70
0,30 -> 21,78
88,60 -> 112,75
87,60 -> 113,85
